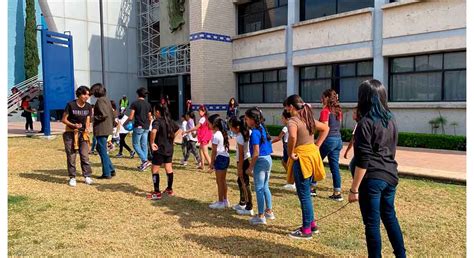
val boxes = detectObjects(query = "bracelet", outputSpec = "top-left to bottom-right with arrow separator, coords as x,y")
350,189 -> 359,194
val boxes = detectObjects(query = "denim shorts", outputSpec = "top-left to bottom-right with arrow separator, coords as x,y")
214,155 -> 230,170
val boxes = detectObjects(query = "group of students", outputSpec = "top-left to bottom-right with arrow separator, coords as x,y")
61,79 -> 406,257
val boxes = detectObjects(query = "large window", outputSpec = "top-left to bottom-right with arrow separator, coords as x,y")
238,0 -> 288,34
300,0 -> 373,21
390,51 -> 466,102
239,69 -> 287,103
300,60 -> 373,103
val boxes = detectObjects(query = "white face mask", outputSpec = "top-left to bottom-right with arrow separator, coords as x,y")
89,96 -> 97,105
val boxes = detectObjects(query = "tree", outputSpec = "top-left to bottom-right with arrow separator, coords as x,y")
24,0 -> 40,80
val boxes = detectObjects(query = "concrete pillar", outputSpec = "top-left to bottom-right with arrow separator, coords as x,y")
286,0 -> 300,96
373,0 -> 386,85
178,74 -> 184,118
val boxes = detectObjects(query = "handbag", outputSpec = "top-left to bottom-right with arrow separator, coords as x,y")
21,111 -> 27,117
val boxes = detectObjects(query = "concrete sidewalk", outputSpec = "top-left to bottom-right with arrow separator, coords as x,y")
9,121 -> 466,182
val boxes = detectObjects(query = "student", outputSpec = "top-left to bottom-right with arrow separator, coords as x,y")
283,94 -> 329,240
21,96 -> 35,133
182,111 -> 201,166
61,86 -> 93,187
147,104 -> 180,200
128,87 -> 153,171
316,89 -> 344,201
90,83 -> 116,179
244,107 -> 274,225
208,114 -> 231,209
116,108 -> 135,158
180,114 -> 189,165
229,116 -> 253,216
348,79 -> 406,257
343,108 -> 360,177
271,110 -> 295,191
183,105 -> 212,170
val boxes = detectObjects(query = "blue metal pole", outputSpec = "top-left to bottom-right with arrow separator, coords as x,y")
40,28 -> 51,136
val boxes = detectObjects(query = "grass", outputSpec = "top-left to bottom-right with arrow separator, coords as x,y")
8,136 -> 466,256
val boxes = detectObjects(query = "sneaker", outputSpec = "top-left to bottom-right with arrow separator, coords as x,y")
232,204 -> 246,211
164,188 -> 175,196
310,189 -> 317,197
84,177 -> 93,185
116,153 -> 123,158
312,225 -> 320,234
180,159 -> 188,166
223,199 -> 230,208
237,209 -> 254,216
146,191 -> 162,200
329,193 -> 344,202
139,161 -> 151,171
249,216 -> 267,225
68,178 -> 76,187
264,211 -> 276,220
130,151 -> 136,159
288,228 -> 312,240
209,201 -> 222,209
283,184 -> 296,191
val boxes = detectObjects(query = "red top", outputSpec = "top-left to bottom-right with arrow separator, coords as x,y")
21,100 -> 30,110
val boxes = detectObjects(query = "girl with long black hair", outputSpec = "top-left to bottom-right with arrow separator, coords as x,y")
147,104 -> 180,200
348,79 -> 406,257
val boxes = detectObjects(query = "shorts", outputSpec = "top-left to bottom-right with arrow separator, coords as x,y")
152,152 -> 173,165
214,155 -> 230,171
282,142 -> 289,163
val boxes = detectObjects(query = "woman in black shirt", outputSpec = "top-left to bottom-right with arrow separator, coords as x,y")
349,79 -> 406,258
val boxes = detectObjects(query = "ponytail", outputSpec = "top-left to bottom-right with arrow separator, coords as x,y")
284,94 -> 316,135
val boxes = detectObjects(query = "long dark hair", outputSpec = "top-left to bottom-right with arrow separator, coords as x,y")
322,89 -> 342,120
357,79 -> 393,127
245,107 -> 271,144
228,97 -> 238,109
230,115 -> 250,142
186,110 -> 196,125
283,94 -> 316,135
212,117 -> 230,152
155,104 -> 175,140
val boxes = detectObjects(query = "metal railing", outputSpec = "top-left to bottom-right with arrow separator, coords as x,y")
8,75 -> 43,115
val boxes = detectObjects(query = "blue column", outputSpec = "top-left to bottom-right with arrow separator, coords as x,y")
286,0 -> 299,96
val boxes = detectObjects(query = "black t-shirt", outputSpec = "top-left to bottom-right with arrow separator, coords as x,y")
64,101 -> 92,130
130,99 -> 152,128
152,118 -> 179,156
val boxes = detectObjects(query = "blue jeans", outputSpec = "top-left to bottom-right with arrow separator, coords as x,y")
293,160 -> 314,229
359,179 -> 406,258
132,128 -> 149,163
253,155 -> 272,215
96,136 -> 115,177
91,136 -> 97,152
319,136 -> 343,192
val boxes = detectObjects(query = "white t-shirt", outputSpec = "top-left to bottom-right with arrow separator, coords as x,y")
181,121 -> 188,138
282,126 -> 289,143
199,117 -> 206,125
186,118 -> 197,141
235,132 -> 251,162
118,115 -> 129,134
212,130 -> 229,157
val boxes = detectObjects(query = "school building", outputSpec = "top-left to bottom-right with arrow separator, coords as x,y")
35,0 -> 466,135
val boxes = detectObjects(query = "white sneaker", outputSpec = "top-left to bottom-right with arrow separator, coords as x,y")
265,211 -> 276,220
180,159 -> 188,166
224,199 -> 230,208
249,216 -> 267,225
68,178 -> 77,187
232,204 -> 246,211
283,184 -> 296,191
209,201 -> 221,209
237,209 -> 254,216
215,202 -> 227,209
84,177 -> 93,185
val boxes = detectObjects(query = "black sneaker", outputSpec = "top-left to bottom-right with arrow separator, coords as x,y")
311,225 -> 320,234
310,189 -> 317,197
288,228 -> 312,240
329,193 -> 344,202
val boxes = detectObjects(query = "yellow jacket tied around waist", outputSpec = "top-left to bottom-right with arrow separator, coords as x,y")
287,143 -> 326,184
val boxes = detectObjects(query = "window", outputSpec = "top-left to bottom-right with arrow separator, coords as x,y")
238,0 -> 288,34
389,51 -> 466,101
299,61 -> 373,103
239,68 -> 287,103
300,0 -> 373,21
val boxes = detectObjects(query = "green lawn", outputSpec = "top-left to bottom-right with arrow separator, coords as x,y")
8,136 -> 466,256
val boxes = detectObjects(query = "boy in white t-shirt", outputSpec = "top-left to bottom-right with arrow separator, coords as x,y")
180,114 -> 188,164
272,111 -> 295,191
116,108 -> 136,158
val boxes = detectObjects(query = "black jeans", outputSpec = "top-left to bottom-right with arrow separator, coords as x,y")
184,139 -> 201,163
237,159 -> 253,210
119,133 -> 133,154
25,112 -> 33,130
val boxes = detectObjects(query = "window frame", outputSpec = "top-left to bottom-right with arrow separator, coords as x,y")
238,68 -> 288,104
300,0 -> 374,21
299,60 -> 373,103
238,0 -> 288,34
389,51 -> 466,102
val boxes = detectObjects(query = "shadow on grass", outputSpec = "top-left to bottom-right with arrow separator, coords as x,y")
184,233 -> 324,256
95,182 -> 146,198
19,169 -> 69,185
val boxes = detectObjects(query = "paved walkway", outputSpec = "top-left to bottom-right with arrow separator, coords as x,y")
9,121 -> 466,182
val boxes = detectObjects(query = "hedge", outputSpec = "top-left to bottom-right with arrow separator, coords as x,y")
265,125 -> 466,151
